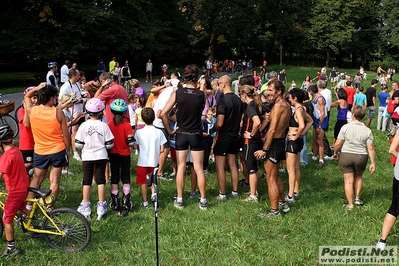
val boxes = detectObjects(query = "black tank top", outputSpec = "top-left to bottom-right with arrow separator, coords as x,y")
175,87 -> 205,133
289,107 -> 302,127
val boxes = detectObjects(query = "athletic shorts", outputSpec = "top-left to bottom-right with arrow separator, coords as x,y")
368,106 -> 375,120
146,70 -> 152,74
286,138 -> 304,154
243,142 -> 263,174
339,152 -> 368,174
238,136 -> 244,152
213,139 -> 240,156
154,126 -> 170,149
334,120 -> 347,140
265,138 -> 286,164
175,132 -> 203,151
388,177 -> 399,217
33,149 -> 68,170
21,150 -> 34,164
3,191 -> 28,224
82,160 -> 107,186
136,166 -> 155,185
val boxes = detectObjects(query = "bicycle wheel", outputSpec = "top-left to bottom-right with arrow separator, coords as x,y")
14,104 -> 22,123
41,208 -> 91,252
0,114 -> 19,138
0,215 -> 3,238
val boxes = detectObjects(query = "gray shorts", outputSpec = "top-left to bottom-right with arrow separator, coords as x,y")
368,106 -> 375,120
339,152 -> 368,174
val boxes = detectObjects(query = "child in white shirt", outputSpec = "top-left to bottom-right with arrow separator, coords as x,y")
75,98 -> 114,220
134,108 -> 167,208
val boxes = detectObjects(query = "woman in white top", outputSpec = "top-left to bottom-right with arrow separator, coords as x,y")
333,105 -> 376,210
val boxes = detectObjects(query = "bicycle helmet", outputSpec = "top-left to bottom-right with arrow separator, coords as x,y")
0,124 -> 14,143
85,98 -> 105,115
48,62 -> 58,69
110,98 -> 128,113
24,86 -> 36,95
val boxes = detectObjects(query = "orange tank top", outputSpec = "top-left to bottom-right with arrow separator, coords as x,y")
30,106 -> 66,155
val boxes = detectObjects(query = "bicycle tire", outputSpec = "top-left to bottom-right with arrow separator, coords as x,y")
0,114 -> 19,138
0,215 -> 3,238
14,104 -> 23,123
41,208 -> 91,252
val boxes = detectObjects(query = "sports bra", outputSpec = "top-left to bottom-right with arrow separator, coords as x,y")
289,106 -> 303,128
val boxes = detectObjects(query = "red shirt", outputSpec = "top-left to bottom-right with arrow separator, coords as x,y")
344,87 -> 356,104
108,120 -> 133,156
0,146 -> 29,193
17,107 -> 34,150
99,83 -> 129,123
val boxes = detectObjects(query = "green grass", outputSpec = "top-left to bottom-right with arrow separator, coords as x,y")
1,66 -> 397,265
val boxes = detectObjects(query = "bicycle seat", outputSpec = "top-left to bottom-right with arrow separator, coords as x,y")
28,187 -> 52,198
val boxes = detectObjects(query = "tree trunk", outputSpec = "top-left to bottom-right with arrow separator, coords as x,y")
207,33 -> 215,61
325,49 -> 330,68
279,44 -> 283,65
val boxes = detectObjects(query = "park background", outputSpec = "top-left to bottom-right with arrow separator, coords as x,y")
1,0 -> 399,265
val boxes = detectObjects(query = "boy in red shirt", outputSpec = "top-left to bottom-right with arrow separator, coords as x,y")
0,124 -> 30,256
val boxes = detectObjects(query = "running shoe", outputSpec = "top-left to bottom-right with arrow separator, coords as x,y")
215,194 -> 227,201
199,200 -> 208,210
1,247 -> 20,257
243,195 -> 258,203
190,191 -> 199,199
354,198 -> 363,206
258,209 -> 281,218
284,194 -> 295,202
157,174 -> 173,181
173,198 -> 184,210
279,202 -> 290,213
376,239 -> 387,251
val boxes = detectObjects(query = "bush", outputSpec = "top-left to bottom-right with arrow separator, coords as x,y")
369,56 -> 399,72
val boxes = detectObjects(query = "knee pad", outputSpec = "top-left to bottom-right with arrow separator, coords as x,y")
26,165 -> 34,177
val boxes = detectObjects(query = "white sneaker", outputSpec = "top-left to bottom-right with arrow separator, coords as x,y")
243,195 -> 258,203
62,169 -> 73,175
324,155 -> 334,161
311,156 -> 318,161
77,202 -> 91,219
73,153 -> 82,161
97,201 -> 107,220
376,239 -> 387,250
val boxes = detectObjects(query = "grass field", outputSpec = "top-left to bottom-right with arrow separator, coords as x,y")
0,66 -> 397,265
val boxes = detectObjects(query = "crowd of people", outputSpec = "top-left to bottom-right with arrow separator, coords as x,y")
2,58 -> 399,256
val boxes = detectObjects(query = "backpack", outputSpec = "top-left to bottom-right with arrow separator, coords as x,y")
387,99 -> 396,115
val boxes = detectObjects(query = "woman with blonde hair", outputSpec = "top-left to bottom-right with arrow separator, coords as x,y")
129,79 -> 147,100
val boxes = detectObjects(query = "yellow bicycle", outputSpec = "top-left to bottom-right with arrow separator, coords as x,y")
0,188 -> 91,252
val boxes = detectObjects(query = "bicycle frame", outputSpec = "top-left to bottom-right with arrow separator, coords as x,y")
0,192 -> 66,237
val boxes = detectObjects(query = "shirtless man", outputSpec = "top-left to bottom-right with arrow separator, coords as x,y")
254,80 -> 291,217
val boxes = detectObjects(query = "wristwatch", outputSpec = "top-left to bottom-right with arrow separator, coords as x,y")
262,147 -> 269,153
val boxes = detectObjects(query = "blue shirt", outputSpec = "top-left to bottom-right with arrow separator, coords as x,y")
354,93 -> 367,106
378,91 -> 390,107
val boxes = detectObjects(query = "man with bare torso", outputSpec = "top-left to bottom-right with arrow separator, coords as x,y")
255,80 -> 291,217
